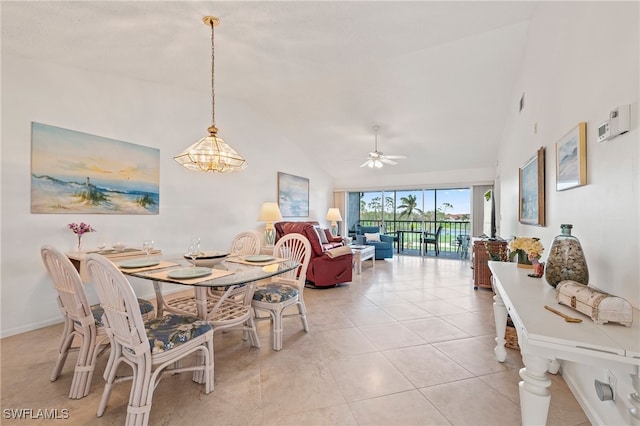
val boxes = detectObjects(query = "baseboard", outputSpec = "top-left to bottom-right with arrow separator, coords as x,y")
0,317 -> 63,339
0,287 -> 187,339
562,363 -> 605,425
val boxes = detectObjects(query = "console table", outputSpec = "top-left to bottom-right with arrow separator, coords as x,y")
489,261 -> 640,425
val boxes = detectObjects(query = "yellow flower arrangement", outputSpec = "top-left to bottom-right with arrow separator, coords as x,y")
509,237 -> 544,262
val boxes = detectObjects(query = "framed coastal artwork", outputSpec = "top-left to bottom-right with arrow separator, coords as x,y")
31,122 -> 160,214
556,122 -> 587,191
518,147 -> 545,226
277,172 -> 309,217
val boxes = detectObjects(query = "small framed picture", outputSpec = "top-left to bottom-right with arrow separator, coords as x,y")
519,147 -> 545,226
555,122 -> 587,191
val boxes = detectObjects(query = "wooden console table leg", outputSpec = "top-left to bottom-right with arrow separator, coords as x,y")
629,369 -> 640,421
519,354 -> 552,426
493,292 -> 508,362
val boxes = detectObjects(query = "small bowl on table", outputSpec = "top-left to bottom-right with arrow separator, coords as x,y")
184,251 -> 229,267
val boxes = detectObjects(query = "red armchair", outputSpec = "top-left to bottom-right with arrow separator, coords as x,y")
274,221 -> 353,287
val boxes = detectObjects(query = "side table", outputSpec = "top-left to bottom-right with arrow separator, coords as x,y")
349,245 -> 375,274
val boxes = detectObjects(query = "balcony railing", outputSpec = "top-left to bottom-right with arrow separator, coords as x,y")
356,219 -> 471,256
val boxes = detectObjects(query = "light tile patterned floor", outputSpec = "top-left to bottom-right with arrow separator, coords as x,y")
0,255 -> 591,425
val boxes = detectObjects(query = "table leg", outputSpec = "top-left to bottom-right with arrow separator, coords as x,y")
519,354 -> 552,426
356,252 -> 362,275
493,292 -> 508,362
152,281 -> 166,317
629,368 -> 640,421
193,287 -> 209,319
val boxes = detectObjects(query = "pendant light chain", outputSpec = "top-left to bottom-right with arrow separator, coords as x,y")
210,19 -> 216,127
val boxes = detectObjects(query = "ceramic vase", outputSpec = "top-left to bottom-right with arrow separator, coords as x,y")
516,250 -> 533,268
545,224 -> 589,288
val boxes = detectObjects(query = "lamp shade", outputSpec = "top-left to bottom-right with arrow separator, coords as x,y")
325,208 -> 343,222
259,202 -> 282,222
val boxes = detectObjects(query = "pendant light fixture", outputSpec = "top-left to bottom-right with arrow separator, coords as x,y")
174,16 -> 247,173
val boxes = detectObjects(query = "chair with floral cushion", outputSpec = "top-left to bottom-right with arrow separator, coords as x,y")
251,233 -> 311,351
40,245 -> 155,400
86,254 -> 214,426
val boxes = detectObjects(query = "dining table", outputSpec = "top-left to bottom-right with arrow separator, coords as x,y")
67,249 -> 300,321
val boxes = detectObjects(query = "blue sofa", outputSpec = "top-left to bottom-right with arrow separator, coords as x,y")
355,225 -> 394,260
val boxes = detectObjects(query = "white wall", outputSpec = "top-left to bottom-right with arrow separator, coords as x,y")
496,3 -> 639,424
0,55 -> 334,337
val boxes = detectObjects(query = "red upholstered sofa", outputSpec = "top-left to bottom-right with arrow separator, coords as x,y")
274,221 -> 353,287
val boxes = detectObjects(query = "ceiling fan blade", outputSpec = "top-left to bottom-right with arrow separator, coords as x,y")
360,159 -> 372,167
381,157 -> 398,165
385,154 -> 407,160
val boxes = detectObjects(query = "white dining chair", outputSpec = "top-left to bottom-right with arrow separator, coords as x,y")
41,245 -> 155,399
86,254 -> 214,426
251,233 -> 311,350
41,245 -> 111,399
229,231 -> 261,256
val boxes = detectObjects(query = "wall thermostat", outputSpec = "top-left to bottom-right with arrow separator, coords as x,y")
598,104 -> 631,142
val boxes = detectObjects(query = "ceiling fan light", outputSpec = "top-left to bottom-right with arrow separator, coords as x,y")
374,159 -> 383,168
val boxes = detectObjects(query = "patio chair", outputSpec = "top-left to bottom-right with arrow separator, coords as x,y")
457,234 -> 470,258
40,245 -> 154,399
86,254 -> 213,426
424,225 -> 443,256
252,233 -> 311,350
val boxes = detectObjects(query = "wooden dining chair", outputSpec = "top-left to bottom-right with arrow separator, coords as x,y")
86,254 -> 214,426
251,233 -> 311,350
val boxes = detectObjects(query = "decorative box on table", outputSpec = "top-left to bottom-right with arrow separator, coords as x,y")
555,280 -> 633,327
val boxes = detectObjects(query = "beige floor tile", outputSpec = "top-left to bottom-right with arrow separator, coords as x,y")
384,344 -> 474,387
260,365 -> 345,419
358,322 -> 426,350
265,404 -> 358,426
1,253 -> 588,426
433,337 -> 517,376
328,352 -> 414,402
415,299 -> 470,316
315,327 -> 378,357
440,311 -> 496,336
345,305 -> 397,327
403,317 -> 471,343
378,302 -> 434,322
420,377 -> 521,425
349,390 -> 451,425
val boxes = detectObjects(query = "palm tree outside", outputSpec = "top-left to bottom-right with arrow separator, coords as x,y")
398,194 -> 424,230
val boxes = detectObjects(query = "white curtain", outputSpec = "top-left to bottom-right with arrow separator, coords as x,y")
333,191 -> 347,236
472,185 -> 493,237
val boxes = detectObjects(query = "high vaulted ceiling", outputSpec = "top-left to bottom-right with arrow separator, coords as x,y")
2,1 -> 537,180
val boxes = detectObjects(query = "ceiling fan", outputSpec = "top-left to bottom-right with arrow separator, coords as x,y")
360,126 -> 406,168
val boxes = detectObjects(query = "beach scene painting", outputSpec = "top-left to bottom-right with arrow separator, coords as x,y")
278,172 -> 309,217
556,122 -> 586,191
31,122 -> 160,214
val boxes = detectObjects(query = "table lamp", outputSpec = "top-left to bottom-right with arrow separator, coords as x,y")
258,202 -> 282,246
326,208 -> 343,237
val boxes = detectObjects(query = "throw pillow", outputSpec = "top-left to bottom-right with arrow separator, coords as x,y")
364,232 -> 381,242
314,225 -> 329,244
